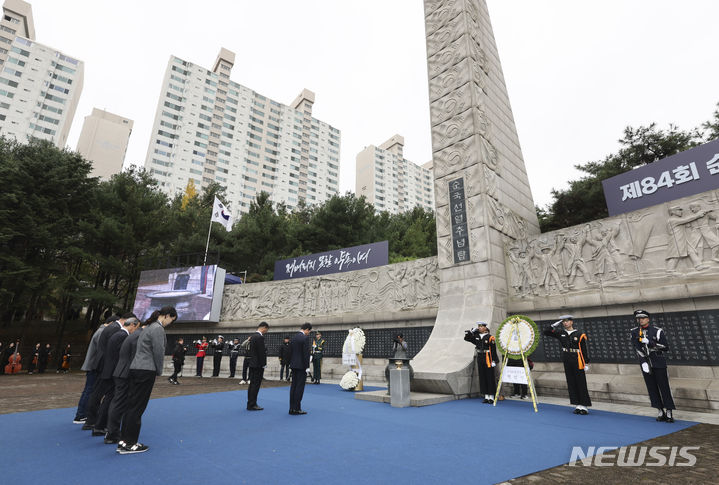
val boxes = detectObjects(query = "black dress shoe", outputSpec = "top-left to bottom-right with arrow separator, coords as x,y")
247,405 -> 264,411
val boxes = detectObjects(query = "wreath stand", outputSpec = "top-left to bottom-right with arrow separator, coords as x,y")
493,317 -> 539,412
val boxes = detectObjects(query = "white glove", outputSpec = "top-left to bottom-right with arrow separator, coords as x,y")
491,362 -> 496,367
641,362 -> 650,374
640,337 -> 649,344
583,365 -> 589,372
306,367 -> 311,373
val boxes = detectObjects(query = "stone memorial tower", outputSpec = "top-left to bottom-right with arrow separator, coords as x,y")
411,0 -> 540,394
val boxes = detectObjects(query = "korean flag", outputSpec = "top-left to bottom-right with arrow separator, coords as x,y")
211,196 -> 233,231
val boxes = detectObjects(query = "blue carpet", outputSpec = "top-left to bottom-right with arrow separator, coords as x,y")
0,385 -> 695,485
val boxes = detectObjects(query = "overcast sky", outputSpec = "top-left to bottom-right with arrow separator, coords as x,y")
26,0 -> 719,208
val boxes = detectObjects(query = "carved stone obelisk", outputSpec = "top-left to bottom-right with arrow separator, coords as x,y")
411,0 -> 540,395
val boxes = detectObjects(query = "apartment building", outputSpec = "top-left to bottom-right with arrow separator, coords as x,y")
76,108 -> 133,180
144,49 -> 341,214
356,134 -> 434,214
0,0 -> 83,148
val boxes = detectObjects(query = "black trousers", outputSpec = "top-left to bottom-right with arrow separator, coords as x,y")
212,354 -> 222,376
478,363 -> 497,396
280,363 -> 290,380
196,356 -> 204,376
106,376 -> 129,440
247,367 -> 264,408
242,358 -> 250,381
95,378 -> 116,430
290,369 -> 307,411
312,357 -> 322,381
641,366 -> 676,410
121,370 -> 156,446
563,360 -> 591,406
171,360 -> 182,381
229,355 -> 238,377
85,376 -> 114,426
513,383 -> 528,396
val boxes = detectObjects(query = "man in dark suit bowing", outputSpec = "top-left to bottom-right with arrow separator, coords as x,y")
247,322 -> 269,411
289,323 -> 312,415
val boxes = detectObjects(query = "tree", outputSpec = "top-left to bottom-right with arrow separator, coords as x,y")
0,138 -> 96,325
539,123 -> 702,231
79,167 -> 170,328
180,179 -> 198,210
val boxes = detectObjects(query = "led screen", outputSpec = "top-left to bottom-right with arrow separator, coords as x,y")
132,265 -> 225,322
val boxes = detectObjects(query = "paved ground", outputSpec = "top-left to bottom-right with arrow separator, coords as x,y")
1,372 -> 716,484
0,371 -> 289,415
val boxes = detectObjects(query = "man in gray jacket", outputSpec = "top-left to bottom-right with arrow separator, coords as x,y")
72,315 -> 117,424
118,306 -> 177,455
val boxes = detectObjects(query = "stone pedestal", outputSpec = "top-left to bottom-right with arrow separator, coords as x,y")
390,367 -> 411,407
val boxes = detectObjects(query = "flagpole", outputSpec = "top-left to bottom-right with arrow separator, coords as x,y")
203,219 -> 212,267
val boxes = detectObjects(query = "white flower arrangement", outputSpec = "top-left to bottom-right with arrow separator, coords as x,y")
342,327 -> 366,354
340,371 -> 359,390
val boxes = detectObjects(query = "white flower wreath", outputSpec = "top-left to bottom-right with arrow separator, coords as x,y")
342,327 -> 366,354
340,371 -> 359,390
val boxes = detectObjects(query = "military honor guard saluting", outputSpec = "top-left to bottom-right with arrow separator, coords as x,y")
543,315 -> 591,414
630,309 -> 676,422
464,321 -> 498,403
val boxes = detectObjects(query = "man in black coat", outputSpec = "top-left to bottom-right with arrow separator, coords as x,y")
211,336 -> 225,377
289,323 -> 312,415
83,312 -> 136,431
90,317 -> 140,436
246,322 -> 269,411
105,324 -> 145,444
169,337 -> 186,385
278,336 -> 291,382
38,344 -> 51,373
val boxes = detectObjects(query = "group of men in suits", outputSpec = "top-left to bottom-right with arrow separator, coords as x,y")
73,306 -> 177,455
244,321 -> 314,415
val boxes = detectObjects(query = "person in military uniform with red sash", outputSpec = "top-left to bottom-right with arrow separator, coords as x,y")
464,321 -> 499,403
543,314 -> 591,414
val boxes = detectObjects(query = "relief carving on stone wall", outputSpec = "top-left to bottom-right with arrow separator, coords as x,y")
505,194 -> 719,299
221,258 -> 440,322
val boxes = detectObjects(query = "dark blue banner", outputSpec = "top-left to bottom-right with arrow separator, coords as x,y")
602,138 -> 719,216
273,241 -> 389,280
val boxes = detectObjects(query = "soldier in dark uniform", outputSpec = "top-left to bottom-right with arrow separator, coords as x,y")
630,309 -> 676,422
311,332 -> 325,384
169,337 -> 186,385
543,314 -> 591,414
464,322 -> 499,403
278,336 -> 291,382
211,335 -> 225,377
228,338 -> 242,378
